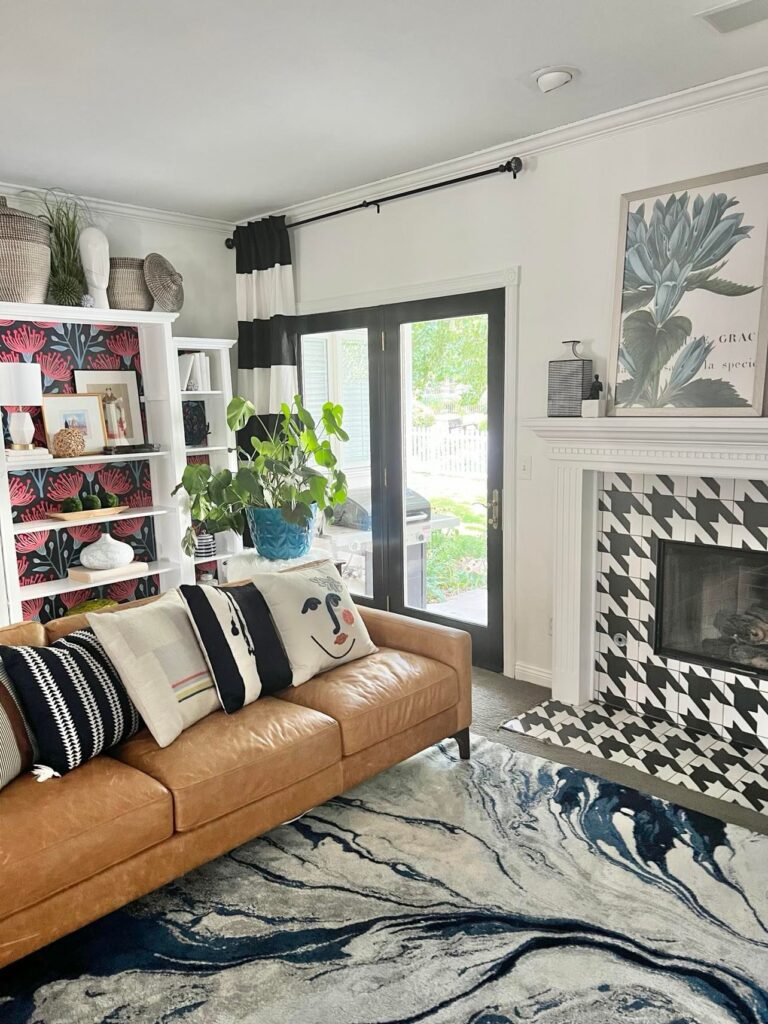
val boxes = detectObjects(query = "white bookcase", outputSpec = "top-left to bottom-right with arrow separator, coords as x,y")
0,301 -> 238,625
174,336 -> 242,573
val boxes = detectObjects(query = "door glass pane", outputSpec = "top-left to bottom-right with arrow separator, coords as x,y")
400,315 -> 489,625
300,329 -> 373,598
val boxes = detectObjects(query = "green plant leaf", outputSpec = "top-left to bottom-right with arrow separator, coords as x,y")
694,276 -> 760,298
669,378 -> 750,408
181,462 -> 211,494
227,396 -> 257,432
621,310 -> 691,405
621,287 -> 654,313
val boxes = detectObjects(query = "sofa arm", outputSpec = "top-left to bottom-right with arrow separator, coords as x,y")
358,607 -> 472,731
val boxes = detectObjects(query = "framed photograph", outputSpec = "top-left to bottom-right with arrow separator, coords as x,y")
74,369 -> 145,446
608,163 -> 768,416
42,394 -> 107,454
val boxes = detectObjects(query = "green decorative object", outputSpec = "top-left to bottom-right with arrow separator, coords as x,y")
60,497 -> 83,513
100,491 -> 119,508
23,189 -> 88,307
65,597 -> 118,616
82,494 -> 101,510
173,394 -> 349,559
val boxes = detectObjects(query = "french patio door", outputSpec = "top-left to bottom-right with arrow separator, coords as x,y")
296,288 -> 505,670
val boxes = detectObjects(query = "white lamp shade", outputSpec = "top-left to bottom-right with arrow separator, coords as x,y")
0,362 -> 43,407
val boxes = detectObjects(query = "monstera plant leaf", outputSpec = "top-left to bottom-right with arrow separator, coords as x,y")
668,378 -> 750,408
620,310 -> 692,406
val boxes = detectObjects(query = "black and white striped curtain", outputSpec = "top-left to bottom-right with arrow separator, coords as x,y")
233,215 -> 298,443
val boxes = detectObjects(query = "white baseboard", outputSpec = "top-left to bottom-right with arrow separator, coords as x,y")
513,661 -> 552,690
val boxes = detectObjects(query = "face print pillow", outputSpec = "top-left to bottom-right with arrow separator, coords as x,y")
249,561 -> 377,686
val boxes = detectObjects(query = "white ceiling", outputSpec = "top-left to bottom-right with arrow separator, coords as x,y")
2,0 -> 767,222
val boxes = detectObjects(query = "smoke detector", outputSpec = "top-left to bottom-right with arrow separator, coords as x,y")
534,66 -> 576,94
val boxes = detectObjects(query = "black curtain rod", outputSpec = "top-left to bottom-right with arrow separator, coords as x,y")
225,156 -> 522,248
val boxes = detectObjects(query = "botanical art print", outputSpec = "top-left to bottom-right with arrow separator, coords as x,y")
609,164 -> 768,415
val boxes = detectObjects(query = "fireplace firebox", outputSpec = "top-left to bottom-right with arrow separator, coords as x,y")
655,539 -> 768,674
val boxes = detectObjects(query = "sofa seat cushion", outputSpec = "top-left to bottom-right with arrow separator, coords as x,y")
0,757 -> 172,921
112,698 -> 341,832
276,648 -> 459,756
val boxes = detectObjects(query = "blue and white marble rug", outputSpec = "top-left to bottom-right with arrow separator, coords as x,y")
2,736 -> 767,1024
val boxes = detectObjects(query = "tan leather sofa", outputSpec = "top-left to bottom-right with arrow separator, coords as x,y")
0,599 -> 471,970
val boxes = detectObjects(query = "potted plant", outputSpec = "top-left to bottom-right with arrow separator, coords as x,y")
174,394 -> 349,560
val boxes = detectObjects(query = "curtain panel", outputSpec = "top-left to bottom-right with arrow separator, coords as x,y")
233,215 -> 298,444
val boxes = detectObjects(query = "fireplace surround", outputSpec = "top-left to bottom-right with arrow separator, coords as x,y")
529,417 -> 768,751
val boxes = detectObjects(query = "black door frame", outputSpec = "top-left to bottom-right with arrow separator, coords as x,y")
381,289 -> 505,669
295,288 -> 505,669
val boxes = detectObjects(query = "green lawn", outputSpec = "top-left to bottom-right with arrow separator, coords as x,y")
424,488 -> 487,603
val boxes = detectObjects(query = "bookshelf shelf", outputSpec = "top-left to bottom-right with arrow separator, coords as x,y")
13,506 -> 169,535
19,560 -> 179,601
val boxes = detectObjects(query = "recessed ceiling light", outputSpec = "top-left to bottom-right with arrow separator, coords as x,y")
699,0 -> 768,32
534,67 -> 576,95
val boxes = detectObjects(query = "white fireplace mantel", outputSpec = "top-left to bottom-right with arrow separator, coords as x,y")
526,417 -> 768,707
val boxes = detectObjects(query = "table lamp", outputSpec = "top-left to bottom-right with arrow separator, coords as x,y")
0,362 -> 43,449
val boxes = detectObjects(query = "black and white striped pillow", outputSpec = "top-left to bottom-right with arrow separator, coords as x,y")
0,629 -> 140,776
0,660 -> 37,792
179,583 -> 292,713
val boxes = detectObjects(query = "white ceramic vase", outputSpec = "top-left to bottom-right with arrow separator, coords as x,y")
79,532 -> 134,570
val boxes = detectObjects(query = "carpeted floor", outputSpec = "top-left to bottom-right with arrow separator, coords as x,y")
2,734 -> 767,1023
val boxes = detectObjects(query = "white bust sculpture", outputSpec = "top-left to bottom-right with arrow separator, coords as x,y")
79,226 -> 110,308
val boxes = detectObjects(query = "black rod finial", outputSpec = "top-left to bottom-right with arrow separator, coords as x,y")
225,237 -> 236,249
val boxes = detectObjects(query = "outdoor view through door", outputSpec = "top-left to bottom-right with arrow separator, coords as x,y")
400,315 -> 490,625
298,288 -> 504,669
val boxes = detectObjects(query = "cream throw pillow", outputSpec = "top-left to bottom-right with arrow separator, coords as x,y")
87,589 -> 219,747
249,560 -> 377,686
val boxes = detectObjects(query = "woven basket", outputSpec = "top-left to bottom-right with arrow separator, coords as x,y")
107,257 -> 153,311
0,196 -> 51,302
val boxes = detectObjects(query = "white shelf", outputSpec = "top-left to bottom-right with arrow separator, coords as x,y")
175,337 -> 236,352
13,506 -> 169,536
5,450 -> 169,471
0,301 -> 177,327
181,390 -> 223,398
19,560 -> 179,600
185,445 -> 229,455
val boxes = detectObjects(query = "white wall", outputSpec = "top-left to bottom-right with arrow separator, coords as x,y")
0,185 -> 237,338
288,86 -> 768,682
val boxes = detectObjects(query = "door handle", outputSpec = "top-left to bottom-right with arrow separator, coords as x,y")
487,488 -> 501,530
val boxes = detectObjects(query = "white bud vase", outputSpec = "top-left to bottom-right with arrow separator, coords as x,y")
79,532 -> 134,570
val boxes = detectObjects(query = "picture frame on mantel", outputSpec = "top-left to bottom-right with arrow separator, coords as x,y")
607,163 -> 768,417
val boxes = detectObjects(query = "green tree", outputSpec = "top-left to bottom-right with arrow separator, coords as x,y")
409,315 -> 487,408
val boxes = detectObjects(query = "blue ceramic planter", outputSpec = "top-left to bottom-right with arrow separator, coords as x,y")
245,505 -> 317,560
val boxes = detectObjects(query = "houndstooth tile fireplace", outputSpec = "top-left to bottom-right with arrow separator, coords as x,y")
529,417 -> 768,750
597,472 -> 768,748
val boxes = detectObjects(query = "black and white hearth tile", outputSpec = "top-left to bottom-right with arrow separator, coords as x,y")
684,503 -> 736,547
670,757 -> 744,801
733,478 -> 768,505
730,767 -> 768,813
501,699 -> 767,813
643,490 -> 693,540
602,471 -> 640,493
645,474 -> 689,498
687,476 -> 736,502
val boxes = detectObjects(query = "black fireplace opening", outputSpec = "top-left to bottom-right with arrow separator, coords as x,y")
655,539 -> 768,675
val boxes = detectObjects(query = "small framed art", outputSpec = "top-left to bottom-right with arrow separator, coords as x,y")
42,394 -> 107,454
74,369 -> 145,446
608,163 -> 768,416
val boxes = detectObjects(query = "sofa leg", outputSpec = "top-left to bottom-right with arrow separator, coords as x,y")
452,727 -> 470,760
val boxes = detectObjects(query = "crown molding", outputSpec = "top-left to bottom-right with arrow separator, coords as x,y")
0,181 -> 234,235
527,416 -> 768,474
239,65 -> 768,227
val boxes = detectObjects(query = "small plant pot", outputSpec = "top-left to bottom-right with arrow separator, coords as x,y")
245,505 -> 317,561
